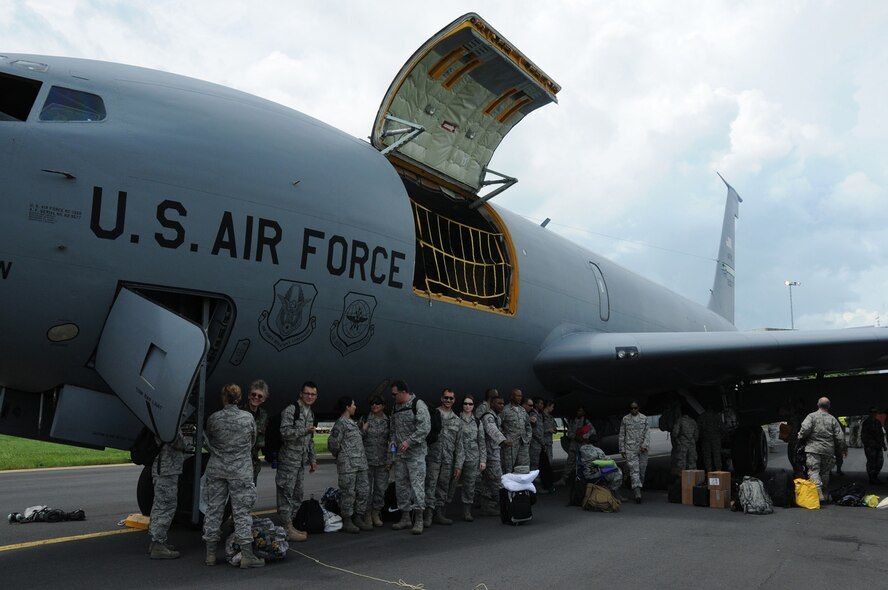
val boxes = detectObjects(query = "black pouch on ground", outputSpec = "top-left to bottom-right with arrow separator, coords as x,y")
693,484 -> 710,507
828,482 -> 865,506
765,469 -> 794,508
500,488 -> 533,525
381,482 -> 401,522
293,498 -> 325,534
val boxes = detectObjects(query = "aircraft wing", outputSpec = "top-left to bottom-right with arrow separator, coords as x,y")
533,327 -> 888,395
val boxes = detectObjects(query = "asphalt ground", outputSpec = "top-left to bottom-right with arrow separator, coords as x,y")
2,436 -> 887,589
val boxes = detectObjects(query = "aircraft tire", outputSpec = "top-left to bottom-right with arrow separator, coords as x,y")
136,464 -> 153,516
731,426 -> 768,475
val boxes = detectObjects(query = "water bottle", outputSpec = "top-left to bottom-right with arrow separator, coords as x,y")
390,441 -> 397,460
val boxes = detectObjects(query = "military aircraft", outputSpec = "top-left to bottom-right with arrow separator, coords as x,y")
3,13 -> 888,518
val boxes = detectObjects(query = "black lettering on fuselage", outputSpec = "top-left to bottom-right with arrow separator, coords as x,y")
256,219 -> 281,264
154,200 -> 186,248
389,250 -> 406,289
0,260 -> 11,280
243,216 -> 254,261
349,240 -> 369,280
211,211 -> 237,258
301,228 -> 325,270
90,186 -> 126,240
327,235 -> 348,276
370,246 -> 387,284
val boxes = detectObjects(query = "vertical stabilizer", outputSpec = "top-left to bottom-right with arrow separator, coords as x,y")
707,173 -> 742,324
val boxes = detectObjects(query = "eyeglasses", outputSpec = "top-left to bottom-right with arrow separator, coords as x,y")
249,392 -> 265,399
442,396 -> 455,401
463,401 -> 474,406
301,392 -> 318,398
371,401 -> 384,406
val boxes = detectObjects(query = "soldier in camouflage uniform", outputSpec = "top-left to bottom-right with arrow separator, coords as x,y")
148,429 -> 187,559
500,389 -> 531,474
457,394 -> 486,521
202,384 -> 264,568
480,396 -> 510,516
672,408 -> 699,471
798,397 -> 847,501
361,395 -> 391,527
390,380 -> 431,535
276,381 -> 318,543
619,401 -> 650,503
540,399 -> 557,493
697,405 -> 722,472
328,397 -> 372,533
474,388 -> 499,420
577,425 -> 624,498
526,397 -> 544,472
560,407 -> 593,485
423,389 -> 466,526
243,379 -> 269,484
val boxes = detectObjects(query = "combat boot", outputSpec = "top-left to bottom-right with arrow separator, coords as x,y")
613,489 -> 627,502
634,487 -> 642,504
391,511 -> 412,530
356,513 -> 373,531
149,542 -> 180,560
462,503 -> 474,522
433,507 -> 453,525
371,510 -> 383,527
286,522 -> 308,542
205,542 -> 217,566
422,507 -> 433,528
411,509 -> 424,535
239,544 -> 265,568
479,503 -> 501,517
341,515 -> 360,534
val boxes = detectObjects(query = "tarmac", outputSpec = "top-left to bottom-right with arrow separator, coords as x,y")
1,436 -> 887,589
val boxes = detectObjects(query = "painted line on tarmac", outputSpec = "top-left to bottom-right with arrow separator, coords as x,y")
0,528 -> 142,553
0,463 -> 138,474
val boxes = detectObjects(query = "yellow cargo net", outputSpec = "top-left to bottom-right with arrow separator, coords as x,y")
411,201 -> 511,309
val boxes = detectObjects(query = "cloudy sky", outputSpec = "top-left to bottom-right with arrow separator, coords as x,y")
5,0 -> 887,330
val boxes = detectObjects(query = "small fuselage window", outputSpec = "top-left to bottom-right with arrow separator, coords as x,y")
39,86 -> 106,122
0,72 -> 43,121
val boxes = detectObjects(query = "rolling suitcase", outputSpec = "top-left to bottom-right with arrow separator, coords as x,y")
692,484 -> 710,507
500,488 -> 534,525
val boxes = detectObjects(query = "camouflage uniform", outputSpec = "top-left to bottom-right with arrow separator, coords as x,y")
391,395 -> 431,511
474,401 -> 489,420
276,401 -> 316,525
458,413 -> 487,504
579,444 -> 623,492
480,410 -> 507,512
243,404 -> 268,484
328,415 -> 370,518
564,417 -> 593,481
528,408 -> 544,471
697,409 -> 722,472
542,412 -> 556,462
148,432 -> 186,544
619,412 -> 650,489
798,409 -> 847,498
500,403 -> 531,473
672,414 -> 699,471
202,405 -> 257,545
425,409 -> 466,509
362,412 -> 391,511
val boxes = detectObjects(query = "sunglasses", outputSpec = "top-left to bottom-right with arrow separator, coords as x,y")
371,401 -> 384,406
249,392 -> 264,399
442,396 -> 455,401
463,401 -> 474,406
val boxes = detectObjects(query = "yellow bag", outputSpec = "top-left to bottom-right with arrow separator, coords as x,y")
794,478 -> 820,509
864,495 -> 879,508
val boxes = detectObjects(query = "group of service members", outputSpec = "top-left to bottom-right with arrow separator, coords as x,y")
146,379 -> 653,568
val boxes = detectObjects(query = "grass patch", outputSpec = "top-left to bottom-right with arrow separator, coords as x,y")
0,435 -> 131,470
0,433 -> 332,471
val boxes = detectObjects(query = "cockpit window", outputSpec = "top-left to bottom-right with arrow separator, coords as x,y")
39,86 -> 106,122
0,72 -> 43,121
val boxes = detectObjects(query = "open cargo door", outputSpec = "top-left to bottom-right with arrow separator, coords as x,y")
95,287 -> 208,443
371,12 -> 560,196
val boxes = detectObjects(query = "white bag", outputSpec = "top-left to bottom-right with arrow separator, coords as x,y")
322,508 -> 342,532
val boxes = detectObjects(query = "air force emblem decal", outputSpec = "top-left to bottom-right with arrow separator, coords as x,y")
258,280 -> 317,351
330,292 -> 377,356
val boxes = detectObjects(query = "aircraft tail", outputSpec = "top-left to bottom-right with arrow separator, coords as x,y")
707,173 -> 742,325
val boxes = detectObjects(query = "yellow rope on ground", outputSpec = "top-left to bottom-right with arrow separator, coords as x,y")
289,548 -> 425,589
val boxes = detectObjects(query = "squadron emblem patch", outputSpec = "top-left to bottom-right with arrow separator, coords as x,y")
330,292 -> 377,356
258,280 -> 317,351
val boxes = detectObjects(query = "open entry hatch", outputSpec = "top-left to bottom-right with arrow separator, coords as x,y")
371,12 -> 560,195
373,14 -> 560,316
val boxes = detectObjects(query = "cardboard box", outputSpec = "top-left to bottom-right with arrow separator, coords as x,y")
707,471 -> 731,490
682,470 -> 705,505
710,488 -> 730,509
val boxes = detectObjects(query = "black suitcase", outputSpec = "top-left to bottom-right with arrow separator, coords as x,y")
692,484 -> 709,507
500,488 -> 534,525
766,469 -> 794,508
